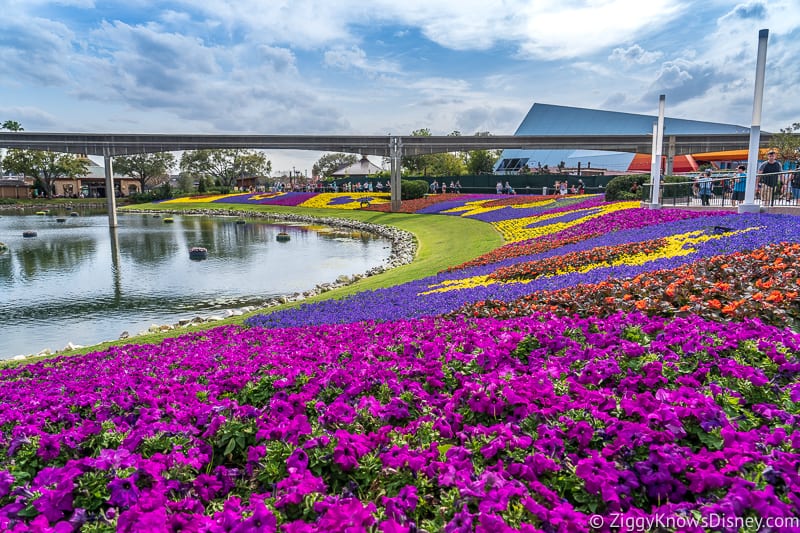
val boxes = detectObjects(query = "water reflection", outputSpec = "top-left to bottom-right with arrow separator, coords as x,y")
109,227 -> 122,303
0,212 -> 392,358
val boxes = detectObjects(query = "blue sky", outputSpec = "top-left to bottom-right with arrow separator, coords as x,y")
1,0 -> 799,173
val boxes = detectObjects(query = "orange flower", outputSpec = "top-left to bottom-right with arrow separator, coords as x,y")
714,282 -> 732,291
721,300 -> 743,314
635,300 -> 648,310
765,290 -> 783,303
707,299 -> 723,310
756,279 -> 774,289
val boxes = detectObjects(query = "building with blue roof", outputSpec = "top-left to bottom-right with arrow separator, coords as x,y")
494,103 -> 750,174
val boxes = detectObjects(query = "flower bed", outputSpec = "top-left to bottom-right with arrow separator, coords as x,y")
1,314 -> 799,532
2,193 -> 800,531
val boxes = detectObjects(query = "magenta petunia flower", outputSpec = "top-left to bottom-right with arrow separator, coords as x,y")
108,476 -> 140,509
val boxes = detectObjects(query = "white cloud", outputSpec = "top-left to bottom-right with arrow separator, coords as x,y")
323,46 -> 401,75
610,44 -> 663,65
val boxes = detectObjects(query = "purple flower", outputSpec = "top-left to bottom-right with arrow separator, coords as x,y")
0,471 -> 14,499
36,434 -> 61,461
108,476 -> 140,509
194,473 -> 223,502
317,497 -> 376,530
286,448 -> 309,472
231,499 -> 277,532
32,479 -> 74,523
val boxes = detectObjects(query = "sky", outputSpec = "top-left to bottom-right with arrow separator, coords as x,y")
1,0 -> 799,174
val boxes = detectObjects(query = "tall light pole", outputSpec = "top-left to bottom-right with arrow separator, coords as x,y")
740,29 -> 769,213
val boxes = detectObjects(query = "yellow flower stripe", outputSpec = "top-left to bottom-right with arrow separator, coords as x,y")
162,194 -> 246,203
492,201 -> 639,243
298,193 -> 391,209
420,227 -> 761,295
442,198 -> 557,217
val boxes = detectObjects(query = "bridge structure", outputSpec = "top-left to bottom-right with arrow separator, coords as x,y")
0,131 -> 774,225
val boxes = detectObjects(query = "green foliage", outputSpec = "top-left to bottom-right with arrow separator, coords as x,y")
604,174 -> 648,201
509,335 -> 540,365
662,175 -> 693,197
2,150 -> 89,197
425,152 -> 465,176
772,122 -> 800,163
400,179 -> 429,200
313,153 -> 358,178
210,418 -> 258,467
74,470 -> 111,512
1,120 -> 24,131
127,182 -> 173,204
180,149 -> 271,188
114,152 -> 176,194
401,129 -> 432,175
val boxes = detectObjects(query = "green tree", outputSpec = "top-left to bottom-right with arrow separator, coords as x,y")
2,150 -> 89,197
1,120 -> 23,132
772,122 -> 800,166
313,153 -> 358,179
426,152 -> 466,176
176,172 -> 195,193
402,128 -> 432,175
1,120 -> 24,169
180,149 -> 271,188
113,152 -> 176,194
465,132 -> 500,174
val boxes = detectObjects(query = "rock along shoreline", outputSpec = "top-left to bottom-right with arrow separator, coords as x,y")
10,208 -> 417,361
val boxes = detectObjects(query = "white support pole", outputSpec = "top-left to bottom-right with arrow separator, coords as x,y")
104,153 -> 118,228
740,29 -> 769,214
649,95 -> 665,209
390,137 -> 402,212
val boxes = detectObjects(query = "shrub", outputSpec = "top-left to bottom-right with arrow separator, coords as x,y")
604,174 -> 648,201
401,179 -> 429,200
127,183 -> 174,204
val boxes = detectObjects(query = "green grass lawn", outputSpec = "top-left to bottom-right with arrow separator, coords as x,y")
2,202 -> 502,365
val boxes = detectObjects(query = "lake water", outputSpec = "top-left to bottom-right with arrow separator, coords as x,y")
0,209 -> 392,358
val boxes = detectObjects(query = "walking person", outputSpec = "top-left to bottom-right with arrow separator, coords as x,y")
698,169 -> 713,206
758,149 -> 782,206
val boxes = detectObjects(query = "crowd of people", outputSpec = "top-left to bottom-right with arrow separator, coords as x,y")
429,180 -> 463,194
688,149 -> 799,206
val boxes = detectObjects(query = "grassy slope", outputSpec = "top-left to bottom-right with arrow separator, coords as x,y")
2,202 -> 502,365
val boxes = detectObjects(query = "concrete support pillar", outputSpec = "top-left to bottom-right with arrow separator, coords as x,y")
666,136 -> 676,176
104,153 -> 118,228
740,29 -> 769,214
648,95 -> 665,209
390,137 -> 403,212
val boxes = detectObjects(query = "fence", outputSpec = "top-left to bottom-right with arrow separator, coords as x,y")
643,169 -> 800,208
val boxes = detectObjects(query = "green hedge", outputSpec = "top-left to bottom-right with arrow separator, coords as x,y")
401,180 -> 429,200
604,174 -> 648,201
606,174 -> 694,202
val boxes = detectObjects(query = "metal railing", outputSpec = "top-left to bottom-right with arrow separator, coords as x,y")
644,169 -> 800,208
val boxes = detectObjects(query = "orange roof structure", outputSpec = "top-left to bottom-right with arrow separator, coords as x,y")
691,148 -> 771,162
627,153 -> 699,173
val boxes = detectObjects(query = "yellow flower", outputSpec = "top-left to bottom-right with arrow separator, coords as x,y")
421,226 -> 762,294
162,193 -> 243,203
299,193 -> 390,209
